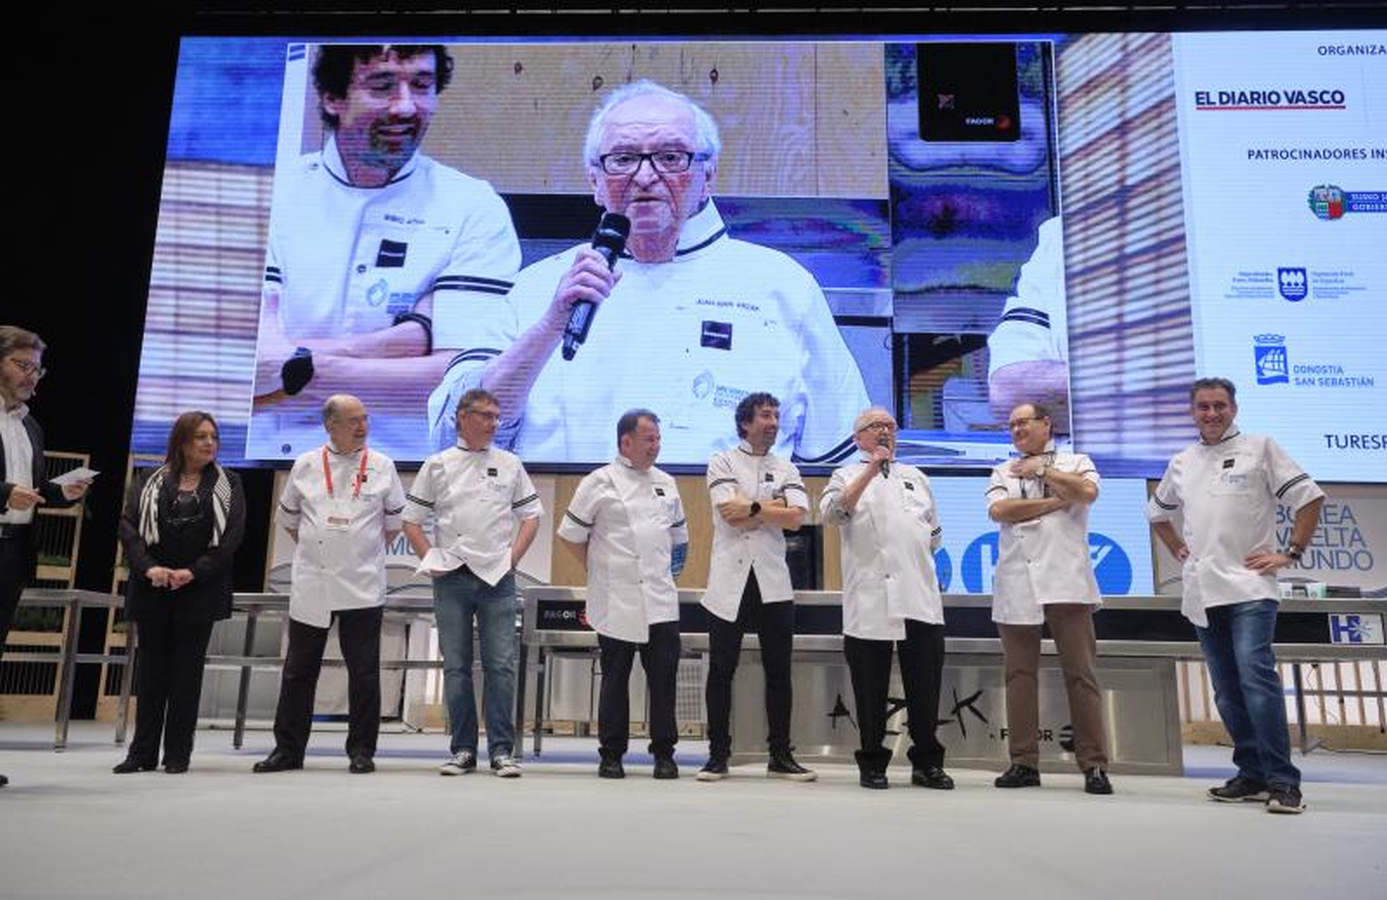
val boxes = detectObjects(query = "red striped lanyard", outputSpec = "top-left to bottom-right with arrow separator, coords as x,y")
322,445 -> 368,501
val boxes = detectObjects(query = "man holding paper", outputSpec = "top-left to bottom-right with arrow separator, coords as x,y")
403,388 -> 541,777
1,325 -> 92,788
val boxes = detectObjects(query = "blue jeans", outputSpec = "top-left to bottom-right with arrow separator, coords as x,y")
1196,599 -> 1299,789
433,567 -> 517,759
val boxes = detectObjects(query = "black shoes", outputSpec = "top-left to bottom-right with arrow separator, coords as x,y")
112,758 -> 158,774
1084,767 -> 1113,795
598,757 -> 625,779
1208,775 -> 1270,803
697,756 -> 729,782
911,765 -> 955,790
252,750 -> 303,773
349,755 -> 375,774
0,773 -> 7,787
163,761 -> 189,775
767,749 -> 817,782
652,754 -> 679,780
859,771 -> 889,790
1266,785 -> 1305,814
995,763 -> 1042,788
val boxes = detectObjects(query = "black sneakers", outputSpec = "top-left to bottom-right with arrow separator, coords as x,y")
1207,775 -> 1271,803
598,757 -> 625,779
1083,767 -> 1113,795
994,763 -> 1041,788
348,755 -> 375,774
859,770 -> 889,790
767,749 -> 817,782
652,754 -> 679,780
1266,785 -> 1305,814
697,756 -> 729,782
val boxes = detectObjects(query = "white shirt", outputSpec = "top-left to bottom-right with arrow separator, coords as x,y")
428,201 -> 870,466
250,138 -> 521,461
0,403 -> 34,526
403,442 -> 542,586
556,457 -> 689,643
1147,428 -> 1325,627
987,216 -> 1068,377
276,444 -> 407,628
821,458 -> 944,640
701,441 -> 808,621
986,444 -> 1102,625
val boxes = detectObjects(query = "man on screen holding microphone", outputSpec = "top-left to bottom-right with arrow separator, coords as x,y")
427,80 -> 869,465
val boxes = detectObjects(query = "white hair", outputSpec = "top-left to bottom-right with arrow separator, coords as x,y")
582,79 -> 722,170
852,407 -> 896,434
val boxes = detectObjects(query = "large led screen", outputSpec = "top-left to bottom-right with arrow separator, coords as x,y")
133,30 -> 1386,479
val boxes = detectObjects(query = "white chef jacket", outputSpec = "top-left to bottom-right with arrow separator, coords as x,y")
276,444 -> 406,628
251,138 -> 521,461
403,442 -> 542,585
701,441 -> 809,621
556,457 -> 689,643
1147,427 -> 1325,627
987,216 -> 1068,377
427,200 -> 870,466
821,457 -> 944,640
0,403 -> 34,525
986,443 -> 1102,625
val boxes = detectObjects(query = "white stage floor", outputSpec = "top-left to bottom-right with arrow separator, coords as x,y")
2,722 -> 1384,900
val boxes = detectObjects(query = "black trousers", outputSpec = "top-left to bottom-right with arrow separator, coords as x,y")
128,612 -> 215,766
271,606 -> 383,760
843,619 -> 947,773
0,535 -> 32,651
597,620 -> 680,759
705,571 -> 795,759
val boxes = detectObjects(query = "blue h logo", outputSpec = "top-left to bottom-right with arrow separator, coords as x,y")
1329,614 -> 1362,644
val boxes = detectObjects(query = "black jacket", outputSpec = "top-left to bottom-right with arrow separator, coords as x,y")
118,466 -> 246,622
1,412 -> 76,575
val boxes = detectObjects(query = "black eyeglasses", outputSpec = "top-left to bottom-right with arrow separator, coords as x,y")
596,150 -> 709,176
6,358 -> 46,380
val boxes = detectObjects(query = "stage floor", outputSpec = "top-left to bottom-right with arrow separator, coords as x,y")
2,723 -> 1384,899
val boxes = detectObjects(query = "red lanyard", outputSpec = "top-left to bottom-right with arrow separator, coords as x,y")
322,445 -> 368,501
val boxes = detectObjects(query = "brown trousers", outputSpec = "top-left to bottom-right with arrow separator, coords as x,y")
996,603 -> 1108,771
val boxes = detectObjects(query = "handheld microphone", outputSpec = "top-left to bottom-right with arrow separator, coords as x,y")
877,434 -> 890,478
562,212 -> 631,361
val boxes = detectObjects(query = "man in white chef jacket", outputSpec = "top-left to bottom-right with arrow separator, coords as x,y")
1149,377 -> 1324,814
820,407 -> 953,791
402,388 -> 542,778
557,409 -> 689,779
986,402 -> 1112,795
253,394 -> 406,774
697,392 -> 816,782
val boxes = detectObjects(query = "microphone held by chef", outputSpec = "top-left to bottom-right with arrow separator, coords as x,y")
562,212 -> 631,360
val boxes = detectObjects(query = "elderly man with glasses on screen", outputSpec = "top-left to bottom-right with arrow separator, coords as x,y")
427,79 -> 869,467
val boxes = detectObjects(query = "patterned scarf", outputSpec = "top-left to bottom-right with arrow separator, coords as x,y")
138,463 -> 232,547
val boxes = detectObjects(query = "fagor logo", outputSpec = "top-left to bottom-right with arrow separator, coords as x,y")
961,532 -> 1132,594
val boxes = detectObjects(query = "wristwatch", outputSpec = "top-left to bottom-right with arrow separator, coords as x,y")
281,347 -> 314,396
748,501 -> 762,518
1285,543 -> 1304,561
1036,463 -> 1048,480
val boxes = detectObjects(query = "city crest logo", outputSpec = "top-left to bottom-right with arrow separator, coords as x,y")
1254,334 -> 1289,385
1277,268 -> 1308,302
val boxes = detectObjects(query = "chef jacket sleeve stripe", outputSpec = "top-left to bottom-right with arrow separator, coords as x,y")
708,478 -> 737,488
1275,473 -> 1310,498
512,493 -> 539,508
985,485 -> 1008,495
278,501 -> 299,515
564,510 -> 593,529
385,504 -> 405,516
783,482 -> 807,494
1152,495 -> 1178,510
405,493 -> 435,508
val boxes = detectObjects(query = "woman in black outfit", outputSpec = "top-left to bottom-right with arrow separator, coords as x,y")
114,411 -> 244,773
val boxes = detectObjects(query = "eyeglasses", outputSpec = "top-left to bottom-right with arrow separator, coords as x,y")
856,421 -> 896,434
5,357 -> 46,380
1007,416 -> 1045,430
465,409 -> 501,423
596,150 -> 709,176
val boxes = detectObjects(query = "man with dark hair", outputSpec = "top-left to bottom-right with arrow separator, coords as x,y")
250,43 -> 521,460
0,325 -> 90,788
987,402 -> 1111,794
557,409 -> 690,779
1149,377 -> 1324,814
697,392 -> 815,782
402,387 -> 541,777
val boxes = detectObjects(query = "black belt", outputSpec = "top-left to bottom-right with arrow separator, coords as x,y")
0,523 -> 32,540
